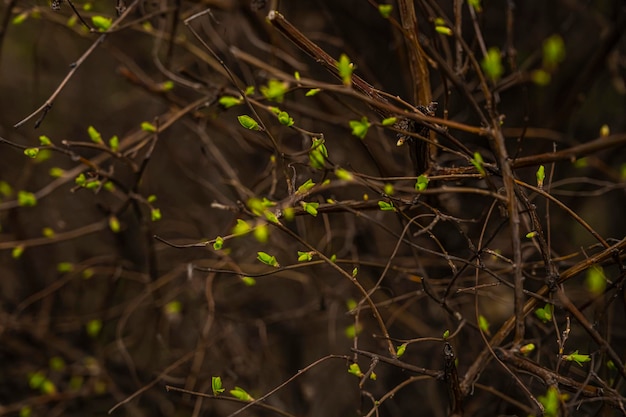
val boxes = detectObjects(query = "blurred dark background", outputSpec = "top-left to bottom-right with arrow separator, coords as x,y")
1,1 -> 625,416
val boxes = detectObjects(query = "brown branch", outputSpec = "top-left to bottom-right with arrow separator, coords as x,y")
460,236 -> 626,396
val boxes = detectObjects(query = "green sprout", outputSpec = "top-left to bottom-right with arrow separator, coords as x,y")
218,95 -> 243,108
91,15 -> 112,31
297,251 -> 314,262
335,167 -> 353,181
212,376 -> 225,396
18,191 -> 37,207
471,152 -> 485,176
260,79 -> 289,102
337,54 -> 354,86
309,138 -> 328,169
23,148 -> 39,158
481,47 -> 503,82
240,276 -> 256,286
213,236 -> 224,250
301,201 -> 319,217
141,121 -> 157,133
478,315 -> 490,335
378,5 -> 393,18
585,266 -> 606,296
536,165 -> 545,188
230,387 -> 254,401
257,251 -> 279,267
232,219 -> 252,235
381,116 -> 397,126
396,343 -> 407,358
349,117 -> 370,139
296,179 -> 316,194
277,111 -> 295,126
542,34 -> 566,69
415,174 -> 429,191
538,386 -> 560,417
305,88 -> 321,96
378,200 -> 395,211
237,115 -> 261,130
87,125 -> 103,144
535,303 -> 553,323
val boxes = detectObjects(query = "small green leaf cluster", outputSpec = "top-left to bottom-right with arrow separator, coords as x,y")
260,79 -> 289,103
535,303 -> 553,323
309,138 -> 328,169
257,251 -> 279,267
349,117 -> 370,139
481,47 -> 503,83
337,54 -> 354,86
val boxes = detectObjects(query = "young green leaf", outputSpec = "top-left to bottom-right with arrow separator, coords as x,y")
435,25 -> 452,36
12,11 -> 29,25
218,95 -> 243,108
396,343 -> 407,358
257,251 -> 279,267
213,236 -> 224,250
301,201 -> 319,217
86,319 -> 102,338
563,350 -> 591,366
415,174 -> 429,191
481,47 -> 503,82
381,116 -> 397,126
151,208 -> 162,222
526,231 -> 537,238
39,135 -> 52,146
536,165 -> 545,188
24,148 -> 39,158
520,343 -> 535,355
87,125 -> 103,144
378,4 -> 393,18
478,315 -> 490,335
12,245 -> 25,259
277,111 -> 295,126
337,54 -> 354,86
531,69 -> 551,86
232,219 -> 252,235
108,216 -> 121,233
349,117 -> 370,139
17,191 -> 37,207
237,115 -> 260,131
305,88 -> 321,96
260,79 -> 289,102
442,329 -> 450,339
109,135 -> 119,152
91,15 -> 112,31
348,363 -> 363,377
254,223 -> 269,243
378,200 -> 395,211
585,266 -> 606,296
538,386 -> 559,417
141,121 -> 157,132
335,167 -> 353,181
383,183 -> 394,195
297,251 -> 314,262
542,34 -> 566,69
241,276 -> 256,286
49,167 -> 64,178
230,387 -> 254,401
212,376 -> 225,396
296,179 -> 316,194
57,262 -> 74,273
534,303 -> 553,323
345,324 -> 363,338
309,138 -> 328,169
471,152 -> 485,176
